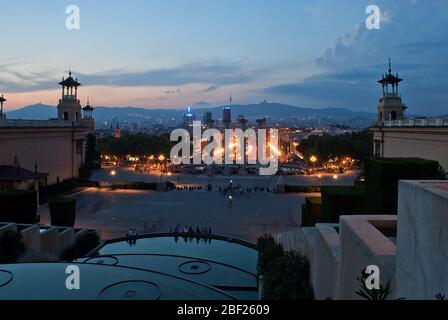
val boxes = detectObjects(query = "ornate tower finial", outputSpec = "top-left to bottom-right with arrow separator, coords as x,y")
388,58 -> 392,74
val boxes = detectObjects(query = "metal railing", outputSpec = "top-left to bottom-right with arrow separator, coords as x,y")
383,118 -> 448,128
0,118 -> 89,128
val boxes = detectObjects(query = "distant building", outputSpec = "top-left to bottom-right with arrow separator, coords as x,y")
0,71 -> 95,185
114,123 -> 121,139
256,118 -> 268,130
237,115 -> 248,131
222,96 -> 232,129
202,111 -> 215,129
371,60 -> 448,172
183,106 -> 196,128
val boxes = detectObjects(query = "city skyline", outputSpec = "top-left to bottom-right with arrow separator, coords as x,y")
1,0 -> 448,115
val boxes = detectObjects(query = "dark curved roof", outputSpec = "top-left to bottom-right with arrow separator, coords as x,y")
0,165 -> 48,182
83,104 -> 94,111
58,74 -> 81,87
378,72 -> 403,85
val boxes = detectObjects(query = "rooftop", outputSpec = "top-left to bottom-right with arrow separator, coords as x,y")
58,72 -> 81,87
0,165 -> 48,182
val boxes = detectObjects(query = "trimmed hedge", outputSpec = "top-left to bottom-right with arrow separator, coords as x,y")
0,190 -> 37,224
364,157 -> 441,214
321,186 -> 366,223
39,178 -> 99,205
49,197 -> 77,227
111,181 -> 157,190
301,197 -> 323,227
284,185 -> 321,193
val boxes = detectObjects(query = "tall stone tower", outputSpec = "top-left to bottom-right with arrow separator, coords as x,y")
377,59 -> 407,126
57,71 -> 82,122
0,94 -> 6,120
82,98 -> 95,133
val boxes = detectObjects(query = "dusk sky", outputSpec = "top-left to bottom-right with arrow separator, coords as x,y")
1,0 -> 447,115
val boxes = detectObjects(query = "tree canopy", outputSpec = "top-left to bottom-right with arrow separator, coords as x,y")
98,133 -> 173,157
297,129 -> 373,163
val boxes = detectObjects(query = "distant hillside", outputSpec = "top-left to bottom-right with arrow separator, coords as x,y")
6,102 -> 377,128
6,104 -> 57,120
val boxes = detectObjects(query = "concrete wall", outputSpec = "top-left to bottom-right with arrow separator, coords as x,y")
372,127 -> 448,172
0,127 -> 87,184
339,215 -> 397,300
396,180 -> 448,299
302,227 -> 316,290
313,224 -> 340,300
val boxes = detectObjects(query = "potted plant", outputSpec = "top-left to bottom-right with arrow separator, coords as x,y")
49,196 -> 77,227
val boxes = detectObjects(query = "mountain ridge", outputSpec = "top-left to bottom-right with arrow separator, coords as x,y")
5,102 -> 377,125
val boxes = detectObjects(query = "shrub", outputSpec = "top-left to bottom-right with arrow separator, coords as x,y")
365,157 -> 441,214
60,231 -> 100,262
301,197 -> 323,227
257,236 -> 314,300
0,230 -> 27,263
321,186 -> 365,223
49,197 -> 76,227
0,190 -> 37,224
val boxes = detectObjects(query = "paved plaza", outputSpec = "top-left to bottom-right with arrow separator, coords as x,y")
39,169 -> 358,243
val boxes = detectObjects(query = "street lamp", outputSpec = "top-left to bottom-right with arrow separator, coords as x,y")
110,170 -> 116,176
310,155 -> 317,173
317,173 -> 323,187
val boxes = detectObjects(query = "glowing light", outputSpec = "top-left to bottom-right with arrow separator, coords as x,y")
333,174 -> 339,180
310,156 -> 318,163
269,143 -> 281,156
158,155 -> 166,161
110,170 -> 117,176
167,172 -> 172,176
318,174 -> 322,179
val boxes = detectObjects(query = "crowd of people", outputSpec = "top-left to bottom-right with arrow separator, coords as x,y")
169,224 -> 212,235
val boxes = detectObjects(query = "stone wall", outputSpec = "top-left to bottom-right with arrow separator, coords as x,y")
313,223 -> 340,300
338,215 -> 397,300
372,127 -> 448,172
396,180 -> 448,299
0,127 -> 87,184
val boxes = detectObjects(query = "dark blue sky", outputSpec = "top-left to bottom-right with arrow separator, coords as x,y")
1,0 -> 447,115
